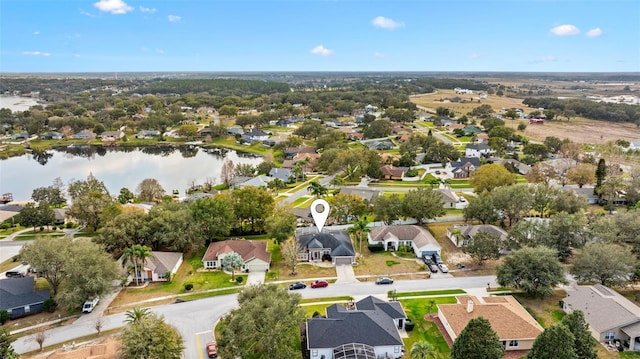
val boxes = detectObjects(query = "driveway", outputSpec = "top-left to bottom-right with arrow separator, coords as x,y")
246,271 -> 265,285
334,264 -> 358,284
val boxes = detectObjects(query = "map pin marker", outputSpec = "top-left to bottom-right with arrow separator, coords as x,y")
310,199 -> 330,233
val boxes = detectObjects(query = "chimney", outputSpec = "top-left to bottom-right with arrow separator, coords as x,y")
467,299 -> 474,313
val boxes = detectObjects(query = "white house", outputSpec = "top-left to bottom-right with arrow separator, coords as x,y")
120,251 -> 183,282
368,225 -> 440,257
465,144 -> 494,158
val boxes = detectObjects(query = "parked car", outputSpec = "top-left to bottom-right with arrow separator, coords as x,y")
5,270 -> 26,278
432,253 -> 443,265
310,280 -> 329,288
82,297 -> 99,313
459,197 -> 466,202
438,263 -> 449,273
422,257 -> 439,273
206,342 -> 218,358
435,170 -> 441,175
289,282 -> 307,290
375,277 -> 394,285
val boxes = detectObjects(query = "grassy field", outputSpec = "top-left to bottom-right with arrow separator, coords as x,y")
401,297 -> 458,359
390,289 -> 466,298
353,251 -> 425,278
412,90 -> 527,115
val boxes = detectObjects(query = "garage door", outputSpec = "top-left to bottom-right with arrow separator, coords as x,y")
421,250 -> 438,257
334,257 -> 353,265
245,261 -> 269,272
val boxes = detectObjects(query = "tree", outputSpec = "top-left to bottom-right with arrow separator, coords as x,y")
363,119 -> 392,139
222,252 -> 243,281
124,307 -> 151,324
122,245 -> 154,286
595,158 -> 607,194
328,193 -> 367,224
544,212 -> 587,260
523,143 -> 549,160
117,187 -> 135,204
31,185 -> 66,207
234,163 -> 255,177
265,206 -> 297,244
469,164 -> 516,193
526,324 -> 577,359
17,203 -> 41,232
67,173 -> 109,201
401,188 -> 445,224
566,164 -> 596,188
218,284 -> 305,358
0,328 -> 18,359
33,325 -> 48,352
496,246 -> 566,298
435,106 -> 450,117
561,310 -> 598,359
504,109 -> 519,120
490,184 -> 533,227
598,175 -> 625,213
231,187 -> 275,233
410,341 -> 435,359
119,313 -> 184,359
348,217 -> 371,256
177,123 -> 198,139
189,195 -> 236,239
463,193 -> 498,224
451,317 -> 505,359
307,181 -> 328,198
94,315 -> 105,336
220,159 -> 235,186
218,104 -> 238,118
256,161 -> 276,176
136,178 -> 165,202
464,231 -> 502,265
20,238 -> 68,295
373,194 -> 403,225
281,237 -> 302,275
571,242 -> 637,287
67,190 -> 113,231
526,162 -> 558,185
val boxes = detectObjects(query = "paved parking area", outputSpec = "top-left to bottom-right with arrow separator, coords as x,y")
246,271 -> 266,285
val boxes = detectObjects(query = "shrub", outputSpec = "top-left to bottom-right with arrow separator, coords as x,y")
406,169 -> 419,177
367,243 -> 385,252
184,283 -> 193,291
43,298 -> 58,313
0,310 -> 9,325
235,276 -> 244,284
66,222 -> 73,229
0,222 -> 10,230
39,226 -> 44,232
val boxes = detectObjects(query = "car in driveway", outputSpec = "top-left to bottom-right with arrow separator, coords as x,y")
432,253 -> 443,265
375,277 -> 394,285
82,297 -> 100,313
206,342 -> 218,358
438,263 -> 449,273
310,280 -> 329,288
422,257 -> 439,273
289,282 -> 307,290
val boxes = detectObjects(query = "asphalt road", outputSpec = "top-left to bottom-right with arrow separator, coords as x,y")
13,275 -> 498,356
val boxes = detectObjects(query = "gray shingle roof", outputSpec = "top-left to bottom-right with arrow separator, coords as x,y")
0,277 -> 50,311
564,285 -> 640,333
296,232 -> 355,257
339,187 -> 382,203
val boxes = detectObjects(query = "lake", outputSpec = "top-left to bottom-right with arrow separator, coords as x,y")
0,145 -> 264,201
0,96 -> 40,112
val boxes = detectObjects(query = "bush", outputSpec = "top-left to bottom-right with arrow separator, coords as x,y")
0,310 -> 9,325
0,222 -> 10,230
43,298 -> 58,313
184,283 -> 193,291
367,243 -> 385,252
406,169 -> 419,177
236,276 -> 244,284
39,226 -> 44,232
66,222 -> 73,229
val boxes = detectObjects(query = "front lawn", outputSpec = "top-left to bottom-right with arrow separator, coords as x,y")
266,241 -> 337,281
401,297 -> 457,359
353,251 -> 424,278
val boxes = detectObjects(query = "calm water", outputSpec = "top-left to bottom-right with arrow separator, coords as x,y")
0,146 -> 263,200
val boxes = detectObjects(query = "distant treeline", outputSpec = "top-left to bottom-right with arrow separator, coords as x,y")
0,78 -> 139,96
137,79 -> 291,96
523,97 -> 640,124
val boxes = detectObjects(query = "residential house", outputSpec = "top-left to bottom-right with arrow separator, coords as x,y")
226,126 -> 244,136
465,144 -> 494,158
202,240 -> 271,272
445,157 -> 481,179
347,132 -> 364,141
120,251 -> 183,282
295,231 -> 356,265
627,141 -> 640,152
291,207 -> 314,226
306,295 -> 406,359
10,132 -> 29,140
462,125 -> 483,135
284,146 -> 317,160
235,175 -> 274,188
53,208 -> 67,225
490,158 -> 531,175
339,187 -> 382,204
262,136 -> 286,147
380,165 -> 406,180
0,277 -> 50,318
135,130 -> 160,139
563,185 -> 599,205
563,285 -> 640,351
447,224 -> 508,247
40,131 -> 63,140
438,295 -> 544,354
476,133 -> 490,143
101,130 -> 125,142
436,189 -> 465,209
368,225 -> 441,257
197,127 -> 213,137
282,153 -> 320,173
244,128 -> 269,142
268,168 -> 293,182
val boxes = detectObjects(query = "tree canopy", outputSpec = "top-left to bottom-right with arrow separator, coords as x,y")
468,164 -> 516,193
451,317 -> 505,359
119,313 -> 184,359
496,246 -> 566,298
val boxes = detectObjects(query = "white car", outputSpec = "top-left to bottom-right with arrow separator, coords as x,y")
438,263 -> 449,273
82,297 -> 99,313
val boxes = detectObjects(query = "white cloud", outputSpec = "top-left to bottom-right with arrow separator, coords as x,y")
139,6 -> 156,13
79,9 -> 96,17
550,24 -> 580,36
530,55 -> 558,64
310,45 -> 334,56
93,0 -> 133,14
586,27 -> 603,37
373,52 -> 385,58
33,31 -> 40,35
470,53 -> 480,59
168,15 -> 181,23
23,51 -> 51,57
371,16 -> 405,30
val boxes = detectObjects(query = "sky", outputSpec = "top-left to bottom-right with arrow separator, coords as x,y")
1,0 -> 639,73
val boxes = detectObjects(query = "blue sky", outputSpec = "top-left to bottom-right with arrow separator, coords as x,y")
1,0 -> 638,72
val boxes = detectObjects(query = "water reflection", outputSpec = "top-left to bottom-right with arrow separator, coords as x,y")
1,145 -> 263,200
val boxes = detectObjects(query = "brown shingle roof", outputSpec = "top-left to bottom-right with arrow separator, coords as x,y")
438,296 -> 543,340
380,165 -> 405,178
202,240 -> 271,264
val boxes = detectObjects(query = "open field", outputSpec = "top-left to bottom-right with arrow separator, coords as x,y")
507,117 -> 640,145
412,89 -> 527,115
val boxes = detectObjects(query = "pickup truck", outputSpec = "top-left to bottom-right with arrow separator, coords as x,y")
82,297 -> 100,313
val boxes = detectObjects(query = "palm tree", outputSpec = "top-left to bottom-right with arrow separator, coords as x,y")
348,217 -> 371,256
293,158 -> 310,182
440,178 -> 451,189
429,178 -> 441,189
124,307 -> 151,324
122,245 -> 154,286
410,341 -> 436,359
329,175 -> 345,188
307,181 -> 328,198
449,228 -> 463,246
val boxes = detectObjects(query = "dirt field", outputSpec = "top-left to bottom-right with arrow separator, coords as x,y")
506,117 -> 640,145
411,89 -> 528,115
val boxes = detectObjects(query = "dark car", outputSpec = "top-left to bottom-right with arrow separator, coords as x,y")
289,282 -> 307,290
310,280 -> 329,288
375,277 -> 394,285
422,257 -> 439,273
206,342 -> 218,358
5,270 -> 25,278
432,253 -> 443,265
